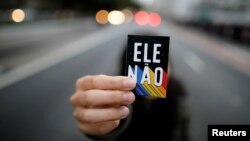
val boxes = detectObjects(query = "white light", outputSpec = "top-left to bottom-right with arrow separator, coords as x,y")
11,9 -> 25,23
122,9 -> 133,23
108,10 -> 125,25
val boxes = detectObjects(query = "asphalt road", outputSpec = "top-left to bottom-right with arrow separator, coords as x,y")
0,30 -> 125,141
0,20 -> 250,141
0,18 -> 98,71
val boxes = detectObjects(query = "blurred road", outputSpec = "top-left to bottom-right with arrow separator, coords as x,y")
0,19 -> 250,141
0,18 -> 98,71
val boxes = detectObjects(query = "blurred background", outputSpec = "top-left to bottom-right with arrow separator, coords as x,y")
0,0 -> 250,141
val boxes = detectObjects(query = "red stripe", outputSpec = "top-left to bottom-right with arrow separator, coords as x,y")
162,71 -> 168,89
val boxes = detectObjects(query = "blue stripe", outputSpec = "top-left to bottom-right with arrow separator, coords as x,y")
130,66 -> 151,96
137,84 -> 150,96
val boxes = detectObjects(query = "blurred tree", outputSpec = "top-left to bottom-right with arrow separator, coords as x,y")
0,0 -> 27,9
53,0 -> 139,12
0,0 -> 139,11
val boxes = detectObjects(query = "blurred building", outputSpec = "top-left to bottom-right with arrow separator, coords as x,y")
154,0 -> 250,43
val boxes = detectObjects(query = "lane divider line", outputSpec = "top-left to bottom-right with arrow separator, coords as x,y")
0,24 -> 137,89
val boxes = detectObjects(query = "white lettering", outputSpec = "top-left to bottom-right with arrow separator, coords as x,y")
154,67 -> 163,86
242,131 -> 246,136
128,65 -> 137,82
212,129 -> 247,137
153,44 -> 161,63
143,43 -> 151,63
212,129 -> 219,136
134,43 -> 142,62
141,66 -> 150,84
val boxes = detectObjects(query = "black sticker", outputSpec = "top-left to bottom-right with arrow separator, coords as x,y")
126,35 -> 169,98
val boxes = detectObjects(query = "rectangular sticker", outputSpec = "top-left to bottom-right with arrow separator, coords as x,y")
126,35 -> 169,98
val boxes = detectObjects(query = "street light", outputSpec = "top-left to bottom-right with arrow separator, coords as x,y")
11,9 -> 25,23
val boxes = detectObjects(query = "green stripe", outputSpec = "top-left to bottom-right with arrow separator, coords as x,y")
148,84 -> 161,97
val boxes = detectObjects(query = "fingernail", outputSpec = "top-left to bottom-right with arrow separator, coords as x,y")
123,79 -> 136,89
123,92 -> 134,104
120,106 -> 129,119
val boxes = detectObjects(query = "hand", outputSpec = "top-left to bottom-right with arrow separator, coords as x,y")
70,75 -> 136,135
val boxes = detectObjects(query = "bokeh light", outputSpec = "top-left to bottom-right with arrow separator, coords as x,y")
108,10 -> 125,25
11,9 -> 25,23
148,13 -> 161,27
122,9 -> 133,23
95,10 -> 109,24
134,11 -> 149,25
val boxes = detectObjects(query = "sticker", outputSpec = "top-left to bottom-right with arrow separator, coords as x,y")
126,35 -> 169,98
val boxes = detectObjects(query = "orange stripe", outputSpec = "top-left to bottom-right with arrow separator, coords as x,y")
158,86 -> 166,97
143,82 -> 158,97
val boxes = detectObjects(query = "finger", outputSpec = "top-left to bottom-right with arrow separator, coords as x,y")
73,90 -> 135,106
78,120 -> 120,135
74,106 -> 129,123
76,75 -> 136,91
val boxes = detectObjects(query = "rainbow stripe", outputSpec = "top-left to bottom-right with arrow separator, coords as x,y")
132,66 -> 167,98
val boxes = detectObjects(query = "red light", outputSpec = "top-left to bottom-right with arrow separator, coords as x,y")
148,13 -> 161,27
135,11 -> 149,25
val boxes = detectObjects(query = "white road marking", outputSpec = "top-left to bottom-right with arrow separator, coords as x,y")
185,51 -> 205,73
0,24 -> 137,89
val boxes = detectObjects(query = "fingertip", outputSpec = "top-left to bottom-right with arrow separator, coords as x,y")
120,106 -> 129,119
123,78 -> 136,90
123,92 -> 135,105
130,92 -> 136,103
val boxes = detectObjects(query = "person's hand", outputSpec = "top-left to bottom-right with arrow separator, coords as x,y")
70,75 -> 136,135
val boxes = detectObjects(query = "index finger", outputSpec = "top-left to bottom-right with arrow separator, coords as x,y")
76,75 -> 136,91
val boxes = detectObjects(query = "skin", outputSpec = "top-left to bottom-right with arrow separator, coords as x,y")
70,75 -> 136,135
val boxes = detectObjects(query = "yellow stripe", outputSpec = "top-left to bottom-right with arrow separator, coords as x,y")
150,84 -> 163,97
149,68 -> 165,97
140,68 -> 167,98
143,82 -> 158,97
141,68 -> 158,97
148,84 -> 161,97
